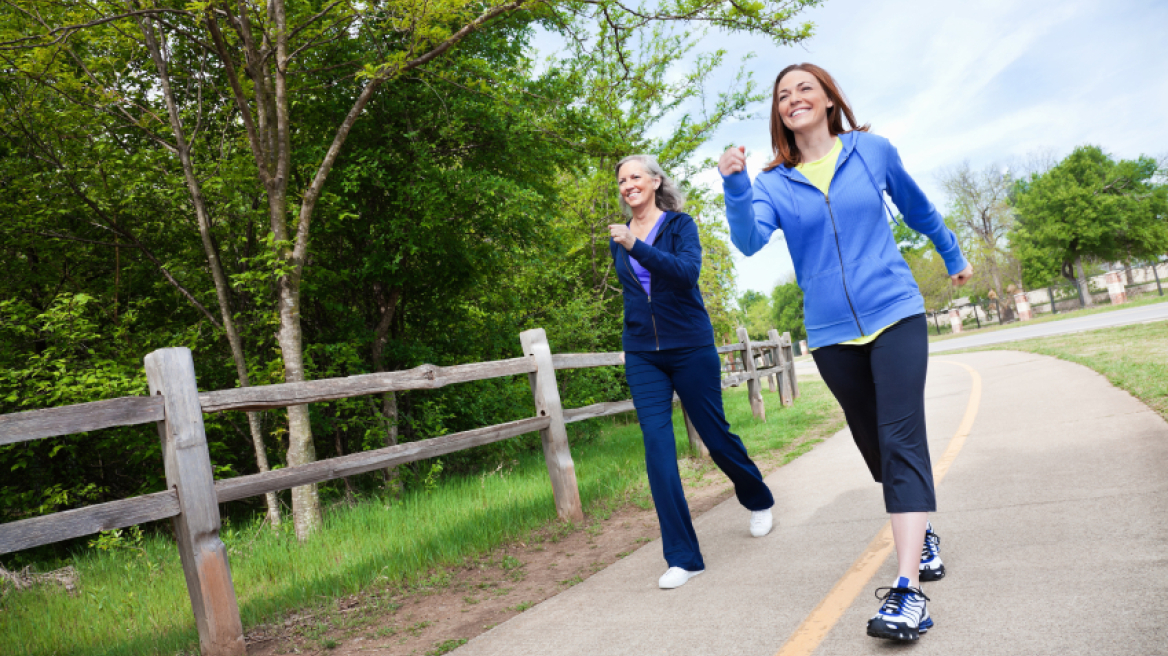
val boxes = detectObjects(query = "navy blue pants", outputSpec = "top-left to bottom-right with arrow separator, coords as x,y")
810,314 -> 936,513
626,345 -> 774,571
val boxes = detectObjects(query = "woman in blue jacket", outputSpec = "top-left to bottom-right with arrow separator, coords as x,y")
719,63 -> 972,642
608,154 -> 775,590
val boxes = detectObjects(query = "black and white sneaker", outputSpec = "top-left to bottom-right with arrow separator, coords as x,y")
919,521 -> 945,582
866,576 -> 933,641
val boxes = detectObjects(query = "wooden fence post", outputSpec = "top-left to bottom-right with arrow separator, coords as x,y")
143,348 -> 245,656
519,329 -> 584,523
763,341 -> 778,394
735,326 -> 766,421
782,331 -> 800,399
768,329 -> 793,407
681,405 -> 709,458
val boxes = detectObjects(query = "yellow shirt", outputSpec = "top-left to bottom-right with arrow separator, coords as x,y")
795,136 -> 842,196
795,137 -> 892,349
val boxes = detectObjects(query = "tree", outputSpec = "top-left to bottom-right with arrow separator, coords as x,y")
938,162 -> 1020,310
769,277 -> 805,343
1,0 -> 822,539
1011,146 -> 1168,306
737,289 -> 770,340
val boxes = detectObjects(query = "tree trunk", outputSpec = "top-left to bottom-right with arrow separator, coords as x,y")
371,284 -> 403,493
988,262 -> 1008,316
205,0 -> 534,541
1076,255 -> 1094,307
380,391 -> 402,494
277,274 -> 323,541
136,12 -> 281,527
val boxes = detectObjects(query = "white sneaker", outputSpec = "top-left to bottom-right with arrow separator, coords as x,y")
750,508 -> 774,537
658,567 -> 703,589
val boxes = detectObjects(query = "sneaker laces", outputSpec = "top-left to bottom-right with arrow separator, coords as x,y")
920,530 -> 941,560
874,585 -> 930,615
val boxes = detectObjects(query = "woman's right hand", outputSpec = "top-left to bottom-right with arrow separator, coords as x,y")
718,145 -> 747,176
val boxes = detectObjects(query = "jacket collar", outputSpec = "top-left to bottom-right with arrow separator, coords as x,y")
625,209 -> 677,238
772,131 -> 859,180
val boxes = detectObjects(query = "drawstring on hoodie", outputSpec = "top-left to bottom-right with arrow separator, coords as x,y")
783,176 -> 802,225
853,147 -> 901,226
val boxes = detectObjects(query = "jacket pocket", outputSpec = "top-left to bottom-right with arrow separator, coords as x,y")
658,287 -> 710,333
849,256 -> 914,315
802,267 -> 856,330
623,297 -> 650,336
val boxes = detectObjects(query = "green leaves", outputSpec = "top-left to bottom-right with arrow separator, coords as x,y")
770,279 -> 805,342
1011,145 -> 1168,287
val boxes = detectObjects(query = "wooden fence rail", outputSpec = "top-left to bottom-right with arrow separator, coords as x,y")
0,326 -> 799,655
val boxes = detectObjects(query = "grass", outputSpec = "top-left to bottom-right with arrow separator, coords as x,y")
0,380 -> 842,656
959,320 -> 1168,421
928,292 -> 1168,343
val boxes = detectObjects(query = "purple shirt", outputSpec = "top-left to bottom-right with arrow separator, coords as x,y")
628,212 -> 666,296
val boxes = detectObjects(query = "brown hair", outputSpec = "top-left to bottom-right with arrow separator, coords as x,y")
763,63 -> 869,171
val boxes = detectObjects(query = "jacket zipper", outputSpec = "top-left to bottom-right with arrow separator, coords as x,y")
648,296 -> 660,350
786,142 -> 866,337
824,194 -> 864,336
622,215 -> 667,351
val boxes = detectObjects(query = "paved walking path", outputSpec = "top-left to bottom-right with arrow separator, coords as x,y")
454,351 -> 1168,656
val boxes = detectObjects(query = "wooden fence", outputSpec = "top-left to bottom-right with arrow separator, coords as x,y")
0,327 -> 799,655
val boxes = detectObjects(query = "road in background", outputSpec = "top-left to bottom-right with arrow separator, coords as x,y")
928,301 -> 1168,352
793,301 -> 1168,377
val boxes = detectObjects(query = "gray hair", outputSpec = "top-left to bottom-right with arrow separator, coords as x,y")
615,154 -> 686,214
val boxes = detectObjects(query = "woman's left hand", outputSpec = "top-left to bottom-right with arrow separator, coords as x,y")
609,224 -> 636,250
951,265 -> 973,287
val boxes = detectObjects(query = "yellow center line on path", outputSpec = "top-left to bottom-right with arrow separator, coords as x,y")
773,360 -> 983,656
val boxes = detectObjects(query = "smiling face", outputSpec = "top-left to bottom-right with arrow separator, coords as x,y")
617,160 -> 660,212
776,69 -> 834,136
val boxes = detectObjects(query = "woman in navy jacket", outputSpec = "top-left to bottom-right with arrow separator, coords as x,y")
719,63 -> 972,642
608,154 -> 774,590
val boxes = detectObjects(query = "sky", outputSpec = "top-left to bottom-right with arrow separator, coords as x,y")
630,0 -> 1168,296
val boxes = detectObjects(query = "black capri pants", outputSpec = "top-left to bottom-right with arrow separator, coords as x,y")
810,314 -> 935,513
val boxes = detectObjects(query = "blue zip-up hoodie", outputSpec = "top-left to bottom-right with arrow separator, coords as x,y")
722,131 -> 968,348
610,211 -> 715,352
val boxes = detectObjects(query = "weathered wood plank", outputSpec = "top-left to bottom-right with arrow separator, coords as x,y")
755,365 -> 784,378
0,396 -> 164,446
215,416 -> 551,503
552,352 -> 624,370
737,327 -> 766,421
783,331 -> 801,399
752,339 -> 779,349
722,372 -> 750,389
769,329 -> 793,406
563,400 -> 636,424
0,489 -> 179,555
763,342 -> 778,393
521,329 -> 584,523
681,403 -> 709,458
199,357 -> 536,413
716,344 -> 746,354
146,347 -> 245,656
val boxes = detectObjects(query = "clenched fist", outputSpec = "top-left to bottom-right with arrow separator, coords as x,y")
951,265 -> 973,287
718,145 -> 747,176
608,224 -> 636,250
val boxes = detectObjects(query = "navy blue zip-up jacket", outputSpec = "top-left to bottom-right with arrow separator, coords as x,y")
722,131 -> 968,348
610,211 -> 716,352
